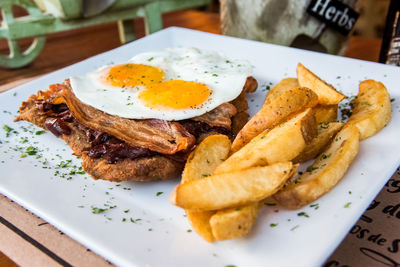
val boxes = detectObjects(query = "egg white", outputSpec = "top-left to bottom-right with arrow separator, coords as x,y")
69,47 -> 253,121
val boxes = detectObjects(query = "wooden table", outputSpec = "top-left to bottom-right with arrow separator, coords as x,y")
0,9 -> 383,266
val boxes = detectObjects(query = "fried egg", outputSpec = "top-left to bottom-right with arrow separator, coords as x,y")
69,47 -> 253,120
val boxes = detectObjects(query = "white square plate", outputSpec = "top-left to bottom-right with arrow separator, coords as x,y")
1,27 -> 400,267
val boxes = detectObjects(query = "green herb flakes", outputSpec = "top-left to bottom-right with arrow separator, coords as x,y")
92,207 -> 108,214
156,192 -> 163,196
297,212 -> 310,218
306,165 -> 318,173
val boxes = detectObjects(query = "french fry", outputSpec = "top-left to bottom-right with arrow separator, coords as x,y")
274,126 -> 359,209
216,108 -> 317,174
231,87 -> 318,152
170,162 -> 294,211
181,135 -> 231,242
346,79 -> 392,140
313,104 -> 338,123
293,122 -> 344,163
182,135 -> 231,182
209,164 -> 298,241
264,77 -> 299,104
209,202 -> 263,241
297,63 -> 345,105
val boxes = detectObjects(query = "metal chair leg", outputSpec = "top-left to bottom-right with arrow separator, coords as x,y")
144,1 -> 163,35
0,0 -> 46,69
117,19 -> 136,44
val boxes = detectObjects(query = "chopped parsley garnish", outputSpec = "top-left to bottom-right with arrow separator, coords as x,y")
290,225 -> 299,231
391,98 -> 395,102
344,202 -> 352,208
92,207 -> 107,214
212,74 -> 218,77
2,125 -> 14,137
361,101 -> 371,106
261,136 -> 266,139
124,209 -> 130,213
270,223 -> 278,227
201,174 -> 210,178
26,146 -> 38,155
187,229 -> 192,232
306,165 -> 318,173
310,203 -> 319,210
322,153 -> 331,159
320,123 -> 329,129
148,57 -> 154,62
297,212 -> 310,218
156,192 -> 163,196
35,130 -> 46,135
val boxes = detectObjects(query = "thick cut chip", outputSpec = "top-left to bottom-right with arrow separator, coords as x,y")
293,122 -> 344,163
186,210 -> 215,242
215,108 -> 317,174
314,104 -> 338,123
231,87 -> 318,152
297,63 -> 345,105
208,163 -> 298,240
264,78 -> 299,104
346,79 -> 392,140
181,134 -> 231,242
170,162 -> 294,211
274,126 -> 359,209
209,202 -> 263,241
182,135 -> 231,183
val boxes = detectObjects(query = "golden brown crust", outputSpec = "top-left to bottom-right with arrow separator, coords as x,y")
81,154 -> 183,182
16,76 -> 255,182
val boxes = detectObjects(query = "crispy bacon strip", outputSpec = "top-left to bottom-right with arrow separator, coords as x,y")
193,103 -> 237,129
60,81 -> 195,155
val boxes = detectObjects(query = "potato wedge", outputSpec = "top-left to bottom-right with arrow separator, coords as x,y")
181,134 -> 231,242
208,162 -> 299,240
182,135 -> 231,182
216,108 -> 317,174
186,210 -> 215,242
264,78 -> 299,104
293,122 -> 344,163
314,104 -> 338,123
274,125 -> 359,209
297,63 -> 345,105
346,79 -> 392,140
231,87 -> 318,152
170,162 -> 294,211
209,202 -> 263,241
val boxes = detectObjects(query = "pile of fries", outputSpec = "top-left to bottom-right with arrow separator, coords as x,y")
169,63 -> 392,242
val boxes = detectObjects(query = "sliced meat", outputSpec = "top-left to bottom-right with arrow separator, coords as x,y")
60,81 -> 195,155
244,76 -> 258,93
193,103 -> 237,129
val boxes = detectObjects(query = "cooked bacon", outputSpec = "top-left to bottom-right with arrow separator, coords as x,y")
60,81 -> 195,155
244,76 -> 258,93
193,103 -> 237,129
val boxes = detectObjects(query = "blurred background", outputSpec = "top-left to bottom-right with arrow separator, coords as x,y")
0,0 -> 392,90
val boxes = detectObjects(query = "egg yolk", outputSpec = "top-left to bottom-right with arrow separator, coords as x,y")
139,80 -> 211,110
105,64 -> 164,87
